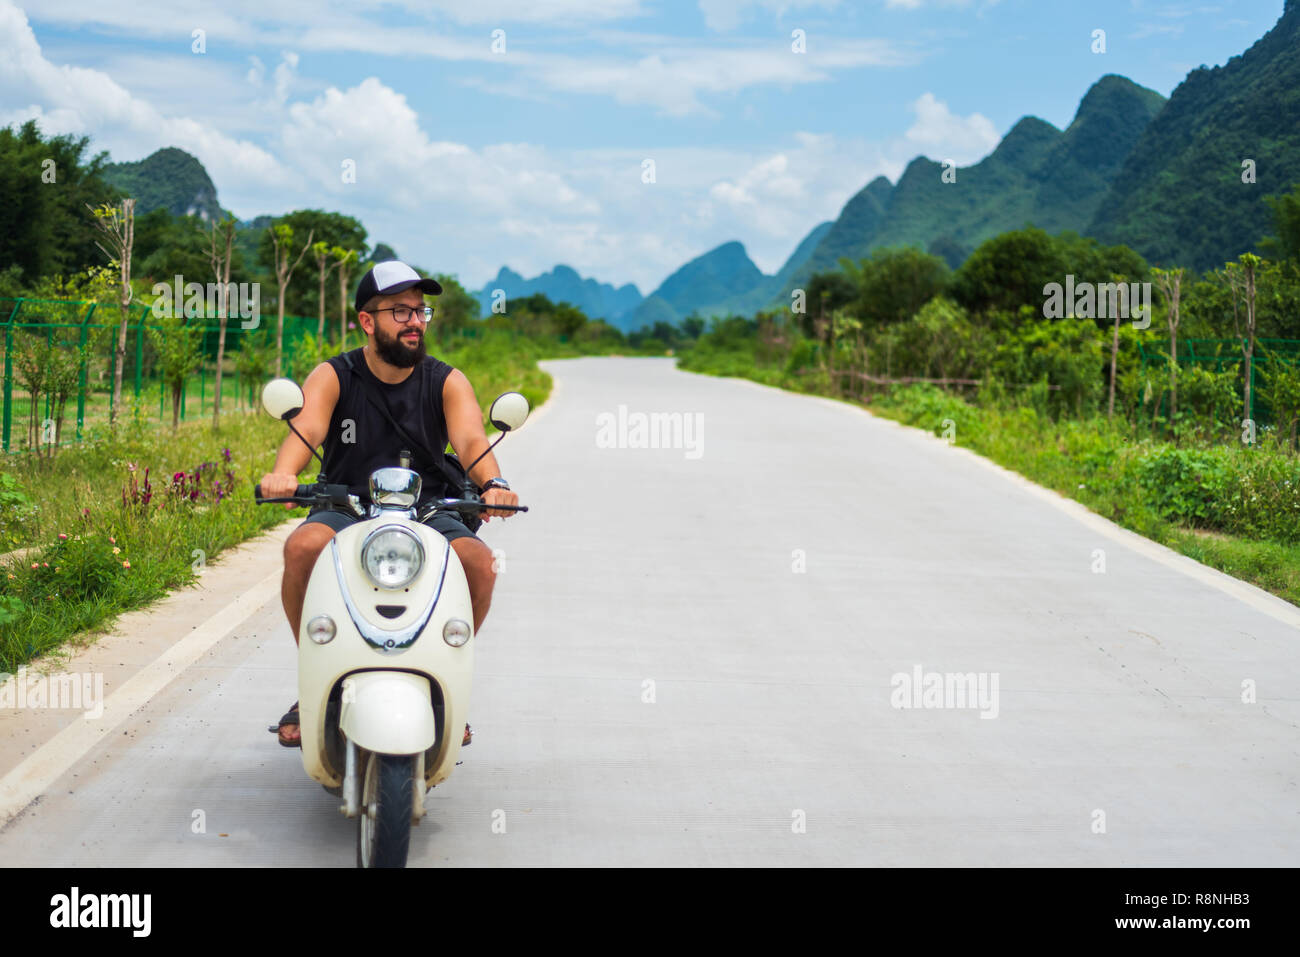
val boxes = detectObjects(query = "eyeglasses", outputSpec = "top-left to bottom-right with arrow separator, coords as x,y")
370,305 -> 433,324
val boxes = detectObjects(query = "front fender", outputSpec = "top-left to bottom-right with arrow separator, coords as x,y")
340,671 -> 435,755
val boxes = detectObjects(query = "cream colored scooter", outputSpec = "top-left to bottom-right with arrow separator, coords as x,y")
255,378 -> 529,868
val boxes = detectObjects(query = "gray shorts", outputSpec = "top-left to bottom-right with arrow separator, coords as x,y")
302,507 -> 481,545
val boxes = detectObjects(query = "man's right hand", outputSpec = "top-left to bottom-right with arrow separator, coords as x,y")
259,472 -> 302,498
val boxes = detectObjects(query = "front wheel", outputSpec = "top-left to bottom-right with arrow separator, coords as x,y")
357,752 -> 415,868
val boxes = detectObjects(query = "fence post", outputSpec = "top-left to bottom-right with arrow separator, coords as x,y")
2,299 -> 22,453
135,305 -> 147,402
198,327 -> 207,421
77,303 -> 95,440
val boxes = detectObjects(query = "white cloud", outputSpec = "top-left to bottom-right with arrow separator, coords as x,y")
273,51 -> 299,105
0,0 -> 963,295
698,0 -> 841,32
901,92 -> 999,165
0,0 -> 287,191
492,38 -> 914,116
18,0 -> 914,117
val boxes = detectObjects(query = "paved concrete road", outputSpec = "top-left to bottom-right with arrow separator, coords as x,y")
2,356 -> 1297,866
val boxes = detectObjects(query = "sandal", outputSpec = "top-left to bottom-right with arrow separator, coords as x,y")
269,701 -> 300,748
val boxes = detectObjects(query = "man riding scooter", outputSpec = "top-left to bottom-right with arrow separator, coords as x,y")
258,260 -> 520,748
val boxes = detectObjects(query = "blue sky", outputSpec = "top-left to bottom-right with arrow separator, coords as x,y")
0,0 -> 1287,293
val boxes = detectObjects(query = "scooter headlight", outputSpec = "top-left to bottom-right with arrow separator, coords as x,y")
361,526 -> 424,589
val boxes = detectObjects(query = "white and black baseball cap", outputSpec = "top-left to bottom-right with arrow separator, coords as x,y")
354,260 -> 443,312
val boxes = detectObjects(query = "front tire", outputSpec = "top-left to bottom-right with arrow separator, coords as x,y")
357,752 -> 415,868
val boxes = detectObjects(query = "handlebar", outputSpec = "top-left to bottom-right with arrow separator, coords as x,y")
254,482 -> 352,506
253,484 -> 528,519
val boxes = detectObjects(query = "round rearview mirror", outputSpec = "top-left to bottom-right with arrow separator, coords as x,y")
488,392 -> 530,432
262,378 -> 305,421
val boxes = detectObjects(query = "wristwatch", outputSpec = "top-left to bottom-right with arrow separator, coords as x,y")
480,477 -> 511,492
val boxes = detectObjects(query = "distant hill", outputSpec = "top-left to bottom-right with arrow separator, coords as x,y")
770,74 -> 1166,305
1089,0 -> 1300,269
476,264 -> 642,330
103,147 -> 223,222
629,222 -> 834,326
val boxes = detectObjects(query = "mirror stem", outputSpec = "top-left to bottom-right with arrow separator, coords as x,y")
287,419 -> 326,473
464,432 -> 506,477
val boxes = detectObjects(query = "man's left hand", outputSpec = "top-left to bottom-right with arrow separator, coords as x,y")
481,486 -> 519,522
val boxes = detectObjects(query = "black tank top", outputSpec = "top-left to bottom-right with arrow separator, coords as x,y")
322,348 -> 456,505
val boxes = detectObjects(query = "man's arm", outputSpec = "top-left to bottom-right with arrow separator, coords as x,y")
259,362 -> 340,497
443,369 -> 519,521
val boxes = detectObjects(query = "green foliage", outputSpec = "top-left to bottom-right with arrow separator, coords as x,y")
841,246 -> 950,328
991,319 -> 1106,418
1262,182 -> 1300,263
257,210 -> 366,317
285,331 -> 338,383
1259,345 -> 1300,447
1137,444 -> 1300,543
0,472 -> 33,547
1088,5 -> 1300,269
1174,364 -> 1244,439
0,120 -> 119,285
233,329 -> 277,407
18,532 -> 130,603
949,227 -> 1147,318
868,296 -> 991,381
1138,447 -> 1234,525
799,271 -> 857,336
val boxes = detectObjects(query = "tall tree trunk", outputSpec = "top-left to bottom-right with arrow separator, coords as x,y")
212,222 -> 233,429
112,301 -> 129,426
339,267 -> 348,350
1169,324 -> 1178,420
317,264 -> 327,341
1244,265 -> 1256,425
1108,311 -> 1120,420
276,289 -> 286,377
172,381 -> 182,430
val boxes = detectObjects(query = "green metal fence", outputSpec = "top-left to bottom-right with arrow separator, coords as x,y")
1138,337 -> 1300,426
1,296 -> 349,453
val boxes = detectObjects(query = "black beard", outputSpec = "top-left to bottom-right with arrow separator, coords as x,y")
373,323 -> 426,368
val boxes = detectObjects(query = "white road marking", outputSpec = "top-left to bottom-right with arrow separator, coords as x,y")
0,575 -> 281,826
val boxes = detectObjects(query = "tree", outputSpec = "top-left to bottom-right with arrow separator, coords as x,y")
841,247 -> 950,328
268,223 -> 314,375
1258,345 -> 1300,452
332,246 -> 359,348
1262,182 -> 1300,263
802,271 -> 856,339
430,273 -> 480,339
310,241 -> 334,341
0,120 -> 118,284
1151,266 -> 1185,423
950,227 -> 1067,317
88,198 -> 137,426
1223,254 -> 1261,428
209,215 -> 237,428
148,313 -> 204,429
255,209 -> 365,315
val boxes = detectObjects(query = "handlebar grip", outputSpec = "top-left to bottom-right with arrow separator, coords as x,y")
253,482 -> 314,501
